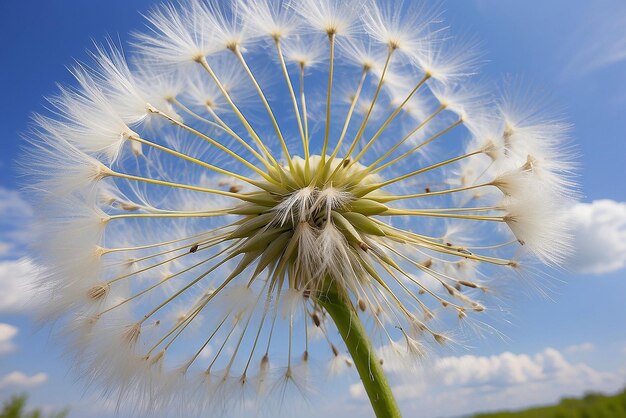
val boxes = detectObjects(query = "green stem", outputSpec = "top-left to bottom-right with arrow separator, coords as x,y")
318,278 -> 402,418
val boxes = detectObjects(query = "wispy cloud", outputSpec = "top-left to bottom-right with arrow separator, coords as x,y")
562,3 -> 626,78
565,200 -> 626,274
565,342 -> 594,354
0,371 -> 48,390
0,323 -> 18,356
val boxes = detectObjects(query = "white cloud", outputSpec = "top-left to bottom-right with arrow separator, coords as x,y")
565,200 -> 626,274
348,383 -> 364,399
0,187 -> 34,259
0,371 -> 48,390
432,351 -> 544,387
349,346 -> 626,418
197,344 -> 213,360
0,323 -> 18,355
0,258 -> 39,313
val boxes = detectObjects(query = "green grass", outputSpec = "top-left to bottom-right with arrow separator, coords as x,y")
472,388 -> 626,418
0,395 -> 68,418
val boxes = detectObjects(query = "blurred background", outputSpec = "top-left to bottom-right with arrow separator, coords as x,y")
1,1 -> 625,417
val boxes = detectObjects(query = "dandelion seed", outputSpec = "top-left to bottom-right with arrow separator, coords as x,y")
23,0 -> 576,416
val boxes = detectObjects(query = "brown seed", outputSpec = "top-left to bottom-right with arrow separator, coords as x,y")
123,324 -> 141,345
229,185 -> 243,193
312,312 -> 321,327
425,187 -> 431,193
422,259 -> 433,268
434,334 -> 447,345
359,242 -> 369,252
458,280 -> 478,288
342,158 -> 351,167
120,202 -> 140,211
87,284 -> 109,301
358,299 -> 367,312
331,344 -> 340,357
149,350 -> 165,365
189,244 -> 199,253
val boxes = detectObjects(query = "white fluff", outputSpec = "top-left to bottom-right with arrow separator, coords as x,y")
291,0 -> 363,36
21,0 -> 577,415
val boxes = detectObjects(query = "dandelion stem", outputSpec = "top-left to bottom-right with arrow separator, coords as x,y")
318,277 -> 401,418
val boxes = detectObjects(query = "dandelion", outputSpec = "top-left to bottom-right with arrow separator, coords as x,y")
23,0 -> 575,416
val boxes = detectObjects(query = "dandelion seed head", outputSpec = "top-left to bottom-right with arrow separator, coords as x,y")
23,0 -> 576,414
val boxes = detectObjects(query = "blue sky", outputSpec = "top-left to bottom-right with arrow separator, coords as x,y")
1,1 -> 626,417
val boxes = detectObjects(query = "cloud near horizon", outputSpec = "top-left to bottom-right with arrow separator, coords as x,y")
0,371 -> 48,390
349,345 -> 626,418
